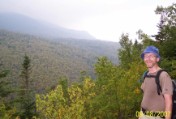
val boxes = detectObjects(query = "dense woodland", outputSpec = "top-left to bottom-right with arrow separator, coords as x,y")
0,3 -> 176,119
0,30 -> 119,91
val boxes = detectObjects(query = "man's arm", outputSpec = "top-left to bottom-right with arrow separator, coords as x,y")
164,94 -> 172,119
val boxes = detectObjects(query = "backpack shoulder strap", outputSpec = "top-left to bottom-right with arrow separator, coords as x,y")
172,79 -> 176,91
139,71 -> 148,83
172,79 -> 176,87
155,69 -> 165,95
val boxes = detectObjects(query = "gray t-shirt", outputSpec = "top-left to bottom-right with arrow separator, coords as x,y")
141,71 -> 173,111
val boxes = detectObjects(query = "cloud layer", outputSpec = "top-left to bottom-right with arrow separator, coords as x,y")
0,0 -> 175,41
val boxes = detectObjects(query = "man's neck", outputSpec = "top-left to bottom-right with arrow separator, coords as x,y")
148,65 -> 161,73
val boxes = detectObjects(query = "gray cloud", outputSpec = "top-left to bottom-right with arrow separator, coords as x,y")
0,0 -> 175,41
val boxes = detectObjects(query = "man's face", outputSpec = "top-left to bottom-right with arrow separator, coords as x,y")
143,53 -> 160,68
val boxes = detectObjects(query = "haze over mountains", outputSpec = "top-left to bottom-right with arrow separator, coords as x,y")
0,12 -> 96,40
0,12 -> 120,90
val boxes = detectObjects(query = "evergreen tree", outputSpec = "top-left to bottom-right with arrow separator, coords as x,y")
153,3 -> 176,78
17,54 -> 36,119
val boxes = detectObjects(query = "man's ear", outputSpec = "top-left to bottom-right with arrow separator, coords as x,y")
156,57 -> 160,62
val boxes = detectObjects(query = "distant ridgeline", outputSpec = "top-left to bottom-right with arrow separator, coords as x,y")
0,12 -> 96,40
0,30 -> 120,92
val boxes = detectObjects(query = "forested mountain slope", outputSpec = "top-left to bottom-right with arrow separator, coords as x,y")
0,30 -> 119,92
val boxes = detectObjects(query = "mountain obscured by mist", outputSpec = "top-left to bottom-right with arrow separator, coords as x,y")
0,12 -> 95,40
0,12 -> 120,91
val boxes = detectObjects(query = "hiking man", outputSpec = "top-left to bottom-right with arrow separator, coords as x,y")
139,46 -> 173,119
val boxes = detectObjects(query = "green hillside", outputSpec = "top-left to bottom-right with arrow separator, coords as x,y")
0,30 -> 119,92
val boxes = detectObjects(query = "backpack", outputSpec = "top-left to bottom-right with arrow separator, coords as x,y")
140,70 -> 176,119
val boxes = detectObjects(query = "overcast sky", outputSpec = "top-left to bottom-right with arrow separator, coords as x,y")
0,0 -> 175,42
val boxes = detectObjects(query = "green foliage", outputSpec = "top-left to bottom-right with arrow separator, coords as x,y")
0,68 -> 16,119
116,61 -> 146,118
16,55 -> 36,119
20,54 -> 31,80
118,34 -> 133,69
155,3 -> 176,32
0,29 -> 119,93
92,51 -> 145,119
0,102 -> 17,119
93,57 -> 119,118
36,85 -> 65,119
118,33 -> 143,69
153,3 -> 176,78
36,78 -> 95,119
0,70 -> 11,98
